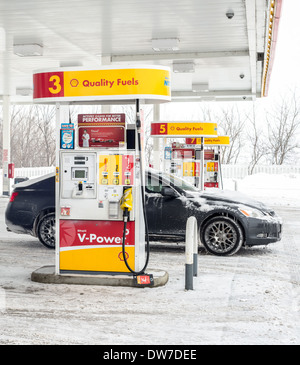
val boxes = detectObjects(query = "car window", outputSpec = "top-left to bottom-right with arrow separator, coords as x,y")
160,172 -> 199,193
146,169 -> 200,196
146,174 -> 163,193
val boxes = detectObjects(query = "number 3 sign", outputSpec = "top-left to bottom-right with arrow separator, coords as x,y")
33,72 -> 64,98
33,66 -> 171,103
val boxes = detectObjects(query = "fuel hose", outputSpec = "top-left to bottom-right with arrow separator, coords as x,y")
121,101 -> 150,275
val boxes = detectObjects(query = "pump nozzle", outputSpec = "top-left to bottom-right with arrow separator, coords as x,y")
120,187 -> 133,222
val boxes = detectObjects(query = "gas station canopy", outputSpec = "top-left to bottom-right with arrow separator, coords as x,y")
0,0 -> 281,104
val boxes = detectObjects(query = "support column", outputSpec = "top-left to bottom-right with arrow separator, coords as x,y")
1,28 -> 12,196
218,146 -> 224,189
2,95 -> 11,196
152,104 -> 160,170
200,137 -> 204,191
162,137 -> 167,173
101,56 -> 111,114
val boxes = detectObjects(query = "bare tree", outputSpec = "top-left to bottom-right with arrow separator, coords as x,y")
9,105 -> 56,168
33,105 -> 56,166
10,105 -> 36,167
246,103 -> 269,174
216,105 -> 247,164
266,90 -> 300,165
195,102 -> 214,121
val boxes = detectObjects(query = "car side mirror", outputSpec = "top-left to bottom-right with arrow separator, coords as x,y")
161,186 -> 176,198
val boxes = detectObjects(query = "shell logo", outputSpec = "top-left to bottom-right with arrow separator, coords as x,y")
118,251 -> 129,261
70,79 -> 79,87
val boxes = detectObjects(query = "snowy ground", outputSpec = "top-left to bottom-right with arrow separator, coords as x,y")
0,173 -> 299,345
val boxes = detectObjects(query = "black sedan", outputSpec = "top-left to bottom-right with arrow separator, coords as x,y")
5,170 -> 282,256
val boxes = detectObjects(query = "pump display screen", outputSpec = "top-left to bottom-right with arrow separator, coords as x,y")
72,167 -> 88,180
74,170 -> 86,179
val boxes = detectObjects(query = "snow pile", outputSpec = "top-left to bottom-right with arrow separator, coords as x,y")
223,173 -> 300,208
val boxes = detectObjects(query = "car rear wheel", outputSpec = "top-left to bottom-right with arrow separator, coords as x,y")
201,216 -> 243,256
37,212 -> 55,249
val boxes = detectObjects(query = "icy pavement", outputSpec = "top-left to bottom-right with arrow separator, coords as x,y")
0,196 -> 299,345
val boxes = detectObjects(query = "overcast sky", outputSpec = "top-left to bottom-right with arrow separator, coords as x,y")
268,0 -> 300,97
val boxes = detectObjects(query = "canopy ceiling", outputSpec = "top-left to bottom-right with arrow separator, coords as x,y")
0,0 -> 281,104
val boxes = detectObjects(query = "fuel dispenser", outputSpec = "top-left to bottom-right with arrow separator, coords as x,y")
59,113 -> 148,275
32,65 -> 171,285
160,135 -> 230,190
187,136 -> 230,189
169,144 -> 197,186
151,121 -> 219,191
203,149 -> 219,188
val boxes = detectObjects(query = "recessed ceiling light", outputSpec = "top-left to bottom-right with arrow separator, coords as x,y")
16,87 -> 33,96
151,38 -> 180,52
192,83 -> 209,92
173,61 -> 195,73
59,61 -> 82,67
13,43 -> 43,57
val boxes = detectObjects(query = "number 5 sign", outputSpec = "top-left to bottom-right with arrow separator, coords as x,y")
151,121 -> 218,137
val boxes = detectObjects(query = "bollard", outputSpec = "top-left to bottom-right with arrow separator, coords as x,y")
185,216 -> 198,290
193,218 -> 198,277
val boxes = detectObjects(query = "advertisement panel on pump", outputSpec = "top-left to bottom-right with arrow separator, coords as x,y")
78,114 -> 126,148
60,123 -> 74,149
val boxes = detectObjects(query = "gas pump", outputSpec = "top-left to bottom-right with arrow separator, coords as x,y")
159,135 -> 230,190
151,121 -> 219,191
202,137 -> 230,189
185,136 -> 230,190
59,111 -> 148,275
171,145 -> 197,186
204,149 -> 219,188
32,65 -> 171,286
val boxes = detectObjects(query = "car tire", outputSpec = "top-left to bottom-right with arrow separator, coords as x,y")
200,216 -> 243,256
37,212 -> 55,249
